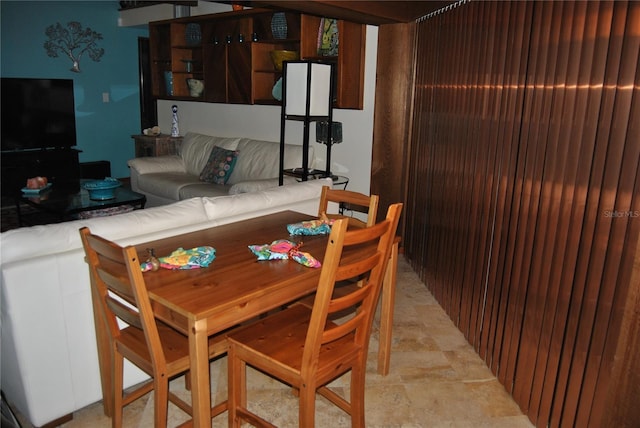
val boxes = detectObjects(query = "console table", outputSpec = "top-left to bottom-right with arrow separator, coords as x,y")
283,168 -> 349,189
131,134 -> 183,157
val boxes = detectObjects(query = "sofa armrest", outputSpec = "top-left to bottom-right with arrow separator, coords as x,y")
127,155 -> 185,175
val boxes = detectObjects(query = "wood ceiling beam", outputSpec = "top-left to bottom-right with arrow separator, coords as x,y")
119,1 -> 198,10
245,1 -> 455,25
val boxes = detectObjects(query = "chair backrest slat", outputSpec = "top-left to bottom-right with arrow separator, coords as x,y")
322,311 -> 365,344
318,186 -> 380,229
327,280 -> 369,313
106,297 -> 144,330
96,267 -> 136,302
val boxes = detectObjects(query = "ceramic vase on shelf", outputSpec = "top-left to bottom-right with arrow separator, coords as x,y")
185,23 -> 201,46
271,12 -> 287,39
171,105 -> 179,137
186,78 -> 204,97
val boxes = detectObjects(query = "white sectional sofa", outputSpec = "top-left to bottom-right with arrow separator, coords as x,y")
128,132 -> 314,207
0,178 -> 330,427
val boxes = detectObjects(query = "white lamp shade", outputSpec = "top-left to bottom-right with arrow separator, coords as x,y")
285,62 -> 332,116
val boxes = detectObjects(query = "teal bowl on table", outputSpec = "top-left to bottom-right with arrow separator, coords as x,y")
82,178 -> 121,200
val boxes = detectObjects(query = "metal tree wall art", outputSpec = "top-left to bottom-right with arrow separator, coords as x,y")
44,21 -> 104,73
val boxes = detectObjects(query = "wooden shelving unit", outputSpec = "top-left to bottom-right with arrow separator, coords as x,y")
148,9 -> 365,109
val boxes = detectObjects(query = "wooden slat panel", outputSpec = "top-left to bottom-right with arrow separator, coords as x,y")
482,0 -> 532,372
401,1 -> 640,426
526,1 -> 602,423
559,2 -> 639,425
464,0 -> 503,348
593,7 -> 640,426
403,18 -> 429,279
455,1 -> 483,334
513,0 -> 578,413
371,22 -> 414,239
599,199 -> 640,427
498,0 -> 556,396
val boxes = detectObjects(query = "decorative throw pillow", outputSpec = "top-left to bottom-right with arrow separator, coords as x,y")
199,146 -> 239,184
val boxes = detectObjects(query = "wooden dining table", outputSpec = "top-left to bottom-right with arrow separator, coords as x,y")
94,210 -> 398,427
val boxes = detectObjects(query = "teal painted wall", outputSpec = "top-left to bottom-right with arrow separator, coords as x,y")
1,1 -> 148,178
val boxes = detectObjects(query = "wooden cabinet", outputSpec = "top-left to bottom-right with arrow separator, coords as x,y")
131,134 -> 183,157
1,149 -> 81,196
148,9 -> 365,109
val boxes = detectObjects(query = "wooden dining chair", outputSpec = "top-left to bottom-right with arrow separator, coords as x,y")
293,186 -> 380,308
316,187 -> 401,375
227,203 -> 403,428
80,227 -> 228,427
318,185 -> 380,228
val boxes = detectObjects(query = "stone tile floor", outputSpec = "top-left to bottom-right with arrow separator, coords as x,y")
14,256 -> 534,427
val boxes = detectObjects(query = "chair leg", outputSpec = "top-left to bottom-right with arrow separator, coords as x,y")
112,351 -> 124,428
298,382 -> 316,428
350,365 -> 366,428
378,240 -> 399,375
228,346 -> 246,428
153,375 -> 169,427
184,370 -> 191,390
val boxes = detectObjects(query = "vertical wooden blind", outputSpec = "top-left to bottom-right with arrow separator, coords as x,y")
405,1 -> 639,426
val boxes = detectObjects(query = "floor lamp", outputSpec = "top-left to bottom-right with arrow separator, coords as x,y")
279,60 -> 335,184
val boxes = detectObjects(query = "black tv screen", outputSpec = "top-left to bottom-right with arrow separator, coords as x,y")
1,77 -> 77,152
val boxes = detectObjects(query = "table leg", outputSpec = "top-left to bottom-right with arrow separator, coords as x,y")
378,240 -> 399,375
189,319 -> 211,427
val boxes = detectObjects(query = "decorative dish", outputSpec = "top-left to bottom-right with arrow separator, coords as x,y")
82,178 -> 121,200
21,183 -> 53,194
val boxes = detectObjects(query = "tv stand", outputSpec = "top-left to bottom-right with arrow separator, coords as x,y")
1,148 -> 81,196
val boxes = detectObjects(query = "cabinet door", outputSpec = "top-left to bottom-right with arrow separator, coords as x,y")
228,42 -> 252,104
149,23 -> 171,97
334,20 -> 365,110
204,43 -> 227,102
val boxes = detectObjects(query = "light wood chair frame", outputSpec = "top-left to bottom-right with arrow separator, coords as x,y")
80,227 -> 228,427
227,203 -> 402,427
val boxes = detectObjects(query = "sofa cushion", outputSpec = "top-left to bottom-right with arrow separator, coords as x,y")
227,139 -> 315,185
199,146 -> 239,184
137,172 -> 201,200
179,182 -> 231,199
127,155 -> 185,175
180,132 -> 242,176
203,178 -> 329,222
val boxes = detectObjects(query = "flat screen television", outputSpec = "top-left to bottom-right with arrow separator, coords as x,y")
1,77 -> 77,152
